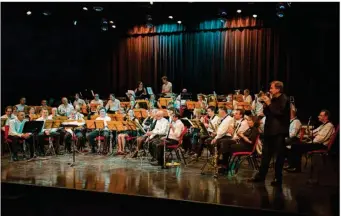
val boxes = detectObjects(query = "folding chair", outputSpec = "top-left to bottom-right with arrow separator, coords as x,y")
165,127 -> 188,165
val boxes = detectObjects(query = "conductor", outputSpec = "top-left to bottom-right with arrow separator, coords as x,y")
248,81 -> 290,186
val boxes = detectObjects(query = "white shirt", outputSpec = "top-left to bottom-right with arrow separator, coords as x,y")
73,99 -> 86,110
289,118 -> 302,138
1,114 -> 17,126
105,99 -> 121,112
259,116 -> 266,134
215,115 -> 233,140
313,122 -> 335,145
90,99 -> 104,107
207,115 -> 219,133
150,118 -> 168,139
69,113 -> 85,121
243,95 -> 252,104
57,104 -> 74,117
9,118 -> 28,137
232,118 -> 249,139
168,119 -> 185,141
252,100 -> 264,116
162,82 -> 172,93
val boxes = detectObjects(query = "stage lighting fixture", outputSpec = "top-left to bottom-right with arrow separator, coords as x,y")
277,3 -> 286,10
168,15 -> 173,19
150,1 -> 153,5
43,11 -> 51,16
101,26 -> 108,31
146,15 -> 152,21
253,14 -> 257,18
26,11 -> 32,15
237,9 -> 242,13
112,25 -> 116,28
219,17 -> 227,23
109,21 -> 114,24
83,7 -> 88,11
177,20 -> 182,24
93,6 -> 103,12
276,11 -> 284,18
221,11 -> 227,16
74,20 -> 77,26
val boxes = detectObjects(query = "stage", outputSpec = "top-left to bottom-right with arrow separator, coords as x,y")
1,153 -> 338,216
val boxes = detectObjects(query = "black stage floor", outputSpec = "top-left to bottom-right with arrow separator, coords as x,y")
1,152 -> 339,216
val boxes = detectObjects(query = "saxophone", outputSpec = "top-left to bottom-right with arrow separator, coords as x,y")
212,144 -> 218,178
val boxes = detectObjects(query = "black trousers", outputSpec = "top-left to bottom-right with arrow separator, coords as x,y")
8,135 -> 34,157
288,142 -> 327,170
258,134 -> 286,181
156,138 -> 178,165
196,135 -> 212,157
65,130 -> 85,152
87,130 -> 110,152
148,136 -> 162,159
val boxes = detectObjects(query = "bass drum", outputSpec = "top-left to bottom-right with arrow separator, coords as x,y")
256,138 -> 263,155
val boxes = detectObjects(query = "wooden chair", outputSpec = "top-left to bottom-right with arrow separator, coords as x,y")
4,125 -> 27,160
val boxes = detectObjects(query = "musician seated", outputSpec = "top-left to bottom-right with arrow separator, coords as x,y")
105,94 -> 121,114
49,107 -> 58,119
252,91 -> 265,117
87,107 -> 111,154
191,107 -> 217,157
219,116 -> 259,167
217,109 -> 249,146
285,108 -> 302,147
37,108 -> 62,155
243,89 -> 252,104
185,109 -> 203,155
117,110 -> 139,155
90,94 -> 104,107
286,109 -> 335,173
131,109 -> 158,158
26,107 -> 38,121
134,81 -> 147,99
1,106 -> 17,131
8,111 -> 34,161
64,110 -> 85,153
12,105 -> 18,117
58,97 -> 74,117
15,97 -> 28,112
151,113 -> 184,166
195,107 -> 232,158
41,99 -> 49,109
149,94 -> 161,109
146,111 -> 168,160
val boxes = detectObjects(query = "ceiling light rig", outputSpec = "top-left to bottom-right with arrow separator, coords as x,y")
168,15 -> 173,19
93,6 -> 103,12
276,2 -> 290,18
253,14 -> 257,18
43,11 -> 51,16
83,7 -> 88,11
237,9 -> 242,14
26,10 -> 32,15
218,9 -> 227,23
177,20 -> 182,24
146,14 -> 153,28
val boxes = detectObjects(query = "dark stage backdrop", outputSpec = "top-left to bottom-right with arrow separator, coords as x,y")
1,11 -> 339,123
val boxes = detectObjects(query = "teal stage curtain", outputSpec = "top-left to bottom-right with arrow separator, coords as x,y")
113,17 -> 287,95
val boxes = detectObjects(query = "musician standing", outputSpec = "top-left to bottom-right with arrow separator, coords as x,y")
161,76 -> 172,94
249,81 -> 290,186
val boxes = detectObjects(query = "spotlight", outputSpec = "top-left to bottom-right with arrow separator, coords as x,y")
26,11 -> 32,15
93,6 -> 103,12
146,15 -> 152,21
109,21 -> 114,24
83,7 -> 88,11
253,14 -> 257,18
177,20 -> 181,24
276,11 -> 284,18
168,15 -> 173,19
101,26 -> 108,31
221,11 -> 227,16
43,11 -> 51,16
102,18 -> 108,24
237,9 -> 242,13
73,20 -> 77,26
150,1 -> 153,5
277,3 -> 286,10
112,25 -> 116,28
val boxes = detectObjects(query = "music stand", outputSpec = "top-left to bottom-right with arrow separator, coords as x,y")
61,121 -> 85,167
23,121 -> 47,162
107,121 -> 118,156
